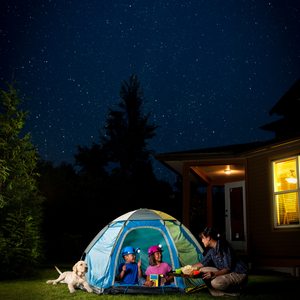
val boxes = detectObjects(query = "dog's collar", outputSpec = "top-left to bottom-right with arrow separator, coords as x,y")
75,272 -> 85,278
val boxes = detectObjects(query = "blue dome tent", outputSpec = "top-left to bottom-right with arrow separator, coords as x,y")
81,208 -> 205,294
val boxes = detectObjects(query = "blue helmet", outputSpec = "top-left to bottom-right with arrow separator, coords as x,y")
121,246 -> 140,257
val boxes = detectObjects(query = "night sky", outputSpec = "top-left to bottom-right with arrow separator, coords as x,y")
1,0 -> 300,181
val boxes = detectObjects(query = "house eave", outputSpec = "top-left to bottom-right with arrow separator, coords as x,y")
154,135 -> 300,187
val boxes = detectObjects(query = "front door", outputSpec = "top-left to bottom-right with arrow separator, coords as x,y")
225,181 -> 247,251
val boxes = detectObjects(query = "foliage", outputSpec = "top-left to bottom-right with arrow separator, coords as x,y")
75,74 -> 159,178
73,74 -> 170,216
74,143 -> 108,177
37,159 -> 123,261
99,74 -> 159,176
37,75 -> 179,261
36,160 -> 85,261
0,79 -> 45,278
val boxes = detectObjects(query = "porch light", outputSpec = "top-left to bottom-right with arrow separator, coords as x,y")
286,170 -> 297,184
224,168 -> 231,174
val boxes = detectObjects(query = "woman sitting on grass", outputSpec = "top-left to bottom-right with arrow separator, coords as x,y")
192,227 -> 248,297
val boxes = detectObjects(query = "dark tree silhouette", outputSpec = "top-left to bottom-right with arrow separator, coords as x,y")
36,76 -> 173,262
72,74 -> 176,218
74,143 -> 108,177
36,159 -> 99,261
100,74 -> 159,176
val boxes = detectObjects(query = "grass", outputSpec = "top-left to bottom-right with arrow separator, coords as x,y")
0,264 -> 299,300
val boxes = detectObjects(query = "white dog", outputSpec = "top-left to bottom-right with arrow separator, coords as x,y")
46,261 -> 93,294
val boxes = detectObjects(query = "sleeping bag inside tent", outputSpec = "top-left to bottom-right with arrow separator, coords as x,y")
81,208 -> 205,294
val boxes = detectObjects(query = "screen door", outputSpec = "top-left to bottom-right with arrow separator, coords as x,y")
225,181 -> 247,251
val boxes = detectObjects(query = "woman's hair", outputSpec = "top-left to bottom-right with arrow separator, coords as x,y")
200,226 -> 220,241
200,226 -> 236,258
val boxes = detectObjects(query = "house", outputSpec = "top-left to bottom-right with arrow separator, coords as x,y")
154,79 -> 300,276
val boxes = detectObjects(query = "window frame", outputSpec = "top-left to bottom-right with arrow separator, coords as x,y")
272,155 -> 300,229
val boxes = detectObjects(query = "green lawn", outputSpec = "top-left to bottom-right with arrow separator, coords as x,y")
0,264 -> 299,300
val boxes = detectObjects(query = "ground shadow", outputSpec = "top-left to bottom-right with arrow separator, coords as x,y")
244,276 -> 299,298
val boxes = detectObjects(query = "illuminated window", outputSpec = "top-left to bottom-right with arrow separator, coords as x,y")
272,156 -> 300,228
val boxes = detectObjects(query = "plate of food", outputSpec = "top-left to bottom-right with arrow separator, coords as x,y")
167,265 -> 204,278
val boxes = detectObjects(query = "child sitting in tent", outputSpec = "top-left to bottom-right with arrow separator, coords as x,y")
118,246 -> 145,286
144,245 -> 174,287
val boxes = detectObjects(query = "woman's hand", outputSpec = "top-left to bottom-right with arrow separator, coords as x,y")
202,271 -> 214,279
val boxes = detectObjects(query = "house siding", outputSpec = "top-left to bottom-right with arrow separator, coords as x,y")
156,135 -> 300,275
247,145 -> 300,263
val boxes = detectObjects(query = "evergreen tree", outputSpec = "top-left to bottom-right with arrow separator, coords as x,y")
74,75 -> 167,214
74,143 -> 108,177
0,79 -> 44,278
36,159 -> 87,261
100,74 -> 159,176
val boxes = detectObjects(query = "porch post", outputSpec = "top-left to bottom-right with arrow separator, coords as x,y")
183,162 -> 190,228
207,185 -> 213,226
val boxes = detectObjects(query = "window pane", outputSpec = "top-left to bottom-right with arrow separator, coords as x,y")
273,158 -> 297,192
275,192 -> 299,226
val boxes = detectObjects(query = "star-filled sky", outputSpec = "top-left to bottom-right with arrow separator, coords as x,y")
1,0 -> 300,181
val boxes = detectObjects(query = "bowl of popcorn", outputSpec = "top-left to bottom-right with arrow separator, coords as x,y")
181,265 -> 197,275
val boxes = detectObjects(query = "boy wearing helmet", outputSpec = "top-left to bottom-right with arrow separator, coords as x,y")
118,246 -> 145,285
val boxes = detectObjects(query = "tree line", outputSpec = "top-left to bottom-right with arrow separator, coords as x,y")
0,74 -> 186,278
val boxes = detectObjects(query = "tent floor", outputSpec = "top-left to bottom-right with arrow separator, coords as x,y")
77,284 -> 186,295
104,285 -> 186,295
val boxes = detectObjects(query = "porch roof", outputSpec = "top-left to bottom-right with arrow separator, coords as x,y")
154,134 -> 300,187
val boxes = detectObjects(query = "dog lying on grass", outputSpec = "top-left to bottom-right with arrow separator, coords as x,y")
46,261 -> 93,294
